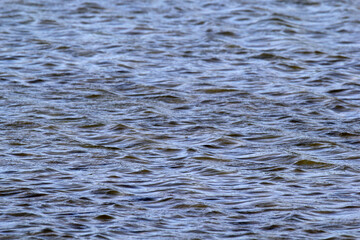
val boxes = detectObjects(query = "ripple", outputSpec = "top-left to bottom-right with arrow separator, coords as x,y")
1,0 -> 360,239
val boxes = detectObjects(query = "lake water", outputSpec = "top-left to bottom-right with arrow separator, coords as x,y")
1,0 -> 360,239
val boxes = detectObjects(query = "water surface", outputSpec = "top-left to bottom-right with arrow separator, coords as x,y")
1,0 -> 360,239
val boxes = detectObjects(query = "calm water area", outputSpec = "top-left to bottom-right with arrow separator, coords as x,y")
1,0 -> 360,239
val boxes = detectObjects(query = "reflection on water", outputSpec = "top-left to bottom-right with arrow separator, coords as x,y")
1,0 -> 360,239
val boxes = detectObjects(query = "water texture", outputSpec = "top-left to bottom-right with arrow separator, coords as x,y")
1,0 -> 360,239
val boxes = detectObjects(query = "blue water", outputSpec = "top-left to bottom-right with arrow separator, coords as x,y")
1,0 -> 360,239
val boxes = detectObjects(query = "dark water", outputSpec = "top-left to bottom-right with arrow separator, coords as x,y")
1,0 -> 360,239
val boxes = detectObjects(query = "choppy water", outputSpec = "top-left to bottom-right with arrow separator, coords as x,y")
1,0 -> 360,239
